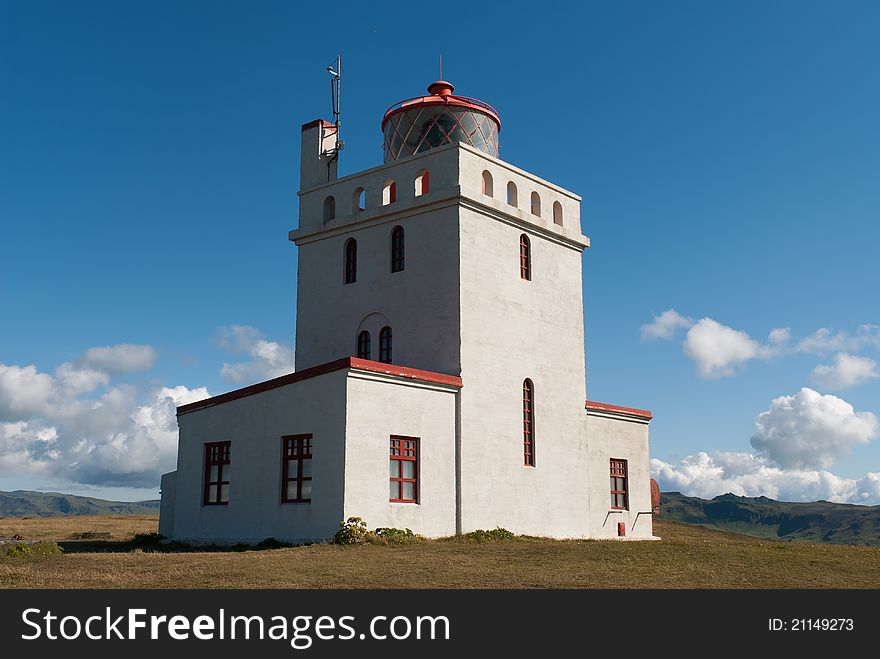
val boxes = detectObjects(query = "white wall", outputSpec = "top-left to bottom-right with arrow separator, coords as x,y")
166,369 -> 349,545
343,372 -> 458,537
585,411 -> 655,539
456,148 -> 594,538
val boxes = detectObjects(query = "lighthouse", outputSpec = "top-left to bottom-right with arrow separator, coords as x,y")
159,77 -> 656,544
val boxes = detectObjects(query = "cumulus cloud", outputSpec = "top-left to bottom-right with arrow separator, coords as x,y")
652,388 -> 880,504
682,318 -> 778,378
77,344 -> 157,374
218,325 -> 294,384
750,387 -> 878,469
811,353 -> 880,390
651,451 -> 880,505
0,349 -> 209,490
640,309 -> 693,340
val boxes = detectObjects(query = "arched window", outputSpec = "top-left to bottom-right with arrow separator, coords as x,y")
323,195 -> 336,222
344,238 -> 357,284
390,226 -> 405,273
357,330 -> 371,359
383,179 -> 397,205
379,326 -> 392,363
352,187 -> 365,213
481,170 -> 493,197
507,181 -> 518,208
414,169 -> 429,197
519,234 -> 531,281
552,201 -> 563,226
530,191 -> 541,217
523,379 -> 535,467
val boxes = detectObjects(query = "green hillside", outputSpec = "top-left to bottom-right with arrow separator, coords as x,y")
0,490 -> 160,517
661,491 -> 880,545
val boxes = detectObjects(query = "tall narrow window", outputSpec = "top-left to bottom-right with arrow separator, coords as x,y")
383,179 -> 397,205
610,459 -> 628,510
282,434 -> 312,503
352,187 -> 365,213
530,191 -> 541,217
390,226 -> 405,273
379,326 -> 392,363
507,181 -> 518,207
414,169 -> 429,196
481,170 -> 493,197
344,238 -> 357,284
204,441 -> 231,505
323,195 -> 336,222
523,379 -> 535,467
519,234 -> 531,281
389,436 -> 418,503
552,201 -> 563,226
357,330 -> 371,359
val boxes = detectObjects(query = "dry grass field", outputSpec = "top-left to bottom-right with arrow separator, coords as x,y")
2,515 -> 879,588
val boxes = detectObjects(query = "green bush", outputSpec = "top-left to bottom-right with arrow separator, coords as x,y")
375,527 -> 414,539
0,542 -> 63,558
334,517 -> 371,545
461,527 -> 517,543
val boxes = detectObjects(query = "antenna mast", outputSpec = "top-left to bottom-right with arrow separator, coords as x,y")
326,54 -> 343,174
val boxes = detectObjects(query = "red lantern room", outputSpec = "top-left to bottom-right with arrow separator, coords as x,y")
381,80 -> 501,163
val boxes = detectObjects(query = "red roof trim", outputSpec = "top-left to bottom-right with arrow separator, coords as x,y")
178,357 -> 462,416
301,119 -> 336,132
381,95 -> 501,131
585,400 -> 653,420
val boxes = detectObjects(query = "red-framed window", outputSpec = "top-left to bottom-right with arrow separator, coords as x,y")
390,226 -> 405,273
357,330 -> 371,359
344,238 -> 357,284
203,441 -> 230,505
520,234 -> 531,281
379,325 -> 392,363
610,459 -> 628,510
281,434 -> 313,503
523,379 -> 535,467
389,436 -> 418,503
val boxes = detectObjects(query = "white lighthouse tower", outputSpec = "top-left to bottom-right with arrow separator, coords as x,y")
159,78 -> 656,544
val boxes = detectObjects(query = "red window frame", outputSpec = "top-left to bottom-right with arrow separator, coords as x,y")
344,238 -> 357,284
390,226 -> 405,273
281,434 -> 313,503
523,379 -> 535,467
520,234 -> 531,281
357,330 -> 371,359
389,436 -> 418,503
610,459 -> 629,510
203,441 -> 230,505
379,325 -> 392,363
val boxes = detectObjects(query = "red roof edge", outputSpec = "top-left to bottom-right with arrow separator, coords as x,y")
585,400 -> 653,421
301,119 -> 336,132
178,357 -> 462,416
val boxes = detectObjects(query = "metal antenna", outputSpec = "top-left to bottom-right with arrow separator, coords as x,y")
325,54 -> 343,175
439,54 -> 443,80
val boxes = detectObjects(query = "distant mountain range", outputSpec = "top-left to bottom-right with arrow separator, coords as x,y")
661,491 -> 880,545
0,490 -> 160,517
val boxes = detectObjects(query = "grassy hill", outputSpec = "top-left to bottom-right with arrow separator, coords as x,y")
660,491 -> 880,545
0,490 -> 160,517
3,516 -> 880,588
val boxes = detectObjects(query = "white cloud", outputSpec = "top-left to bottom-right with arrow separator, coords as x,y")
218,325 -> 294,384
796,325 -> 880,355
77,344 -> 157,374
768,327 -> 792,345
811,353 -> 880,390
0,349 -> 209,490
682,318 -> 776,378
640,309 -> 693,340
750,387 -> 878,470
651,451 -> 880,505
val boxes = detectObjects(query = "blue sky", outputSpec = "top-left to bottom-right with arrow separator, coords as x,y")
1,0 -> 879,501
